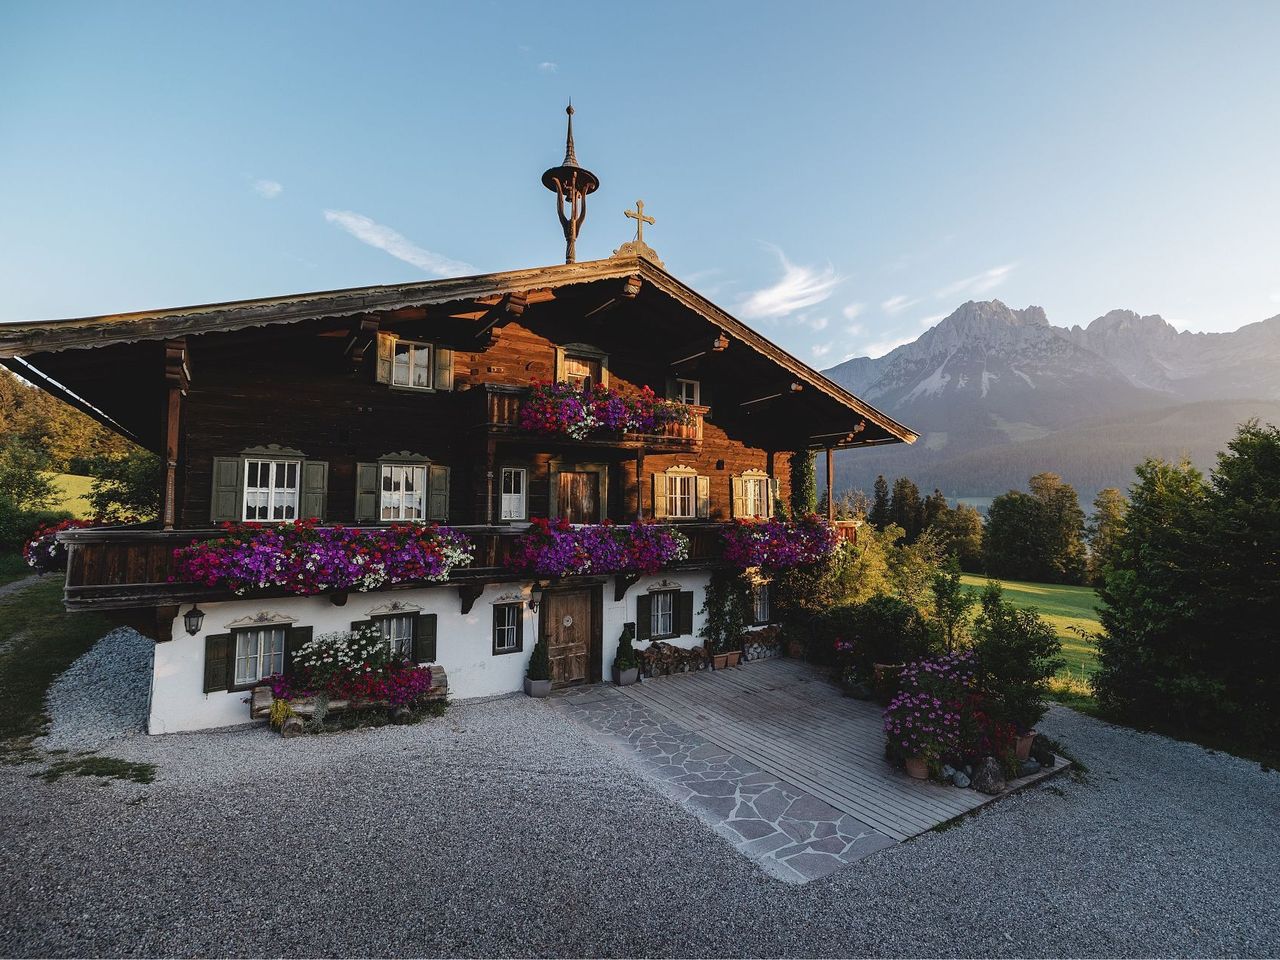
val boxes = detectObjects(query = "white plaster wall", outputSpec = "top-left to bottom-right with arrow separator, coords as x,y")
151,571 -> 710,734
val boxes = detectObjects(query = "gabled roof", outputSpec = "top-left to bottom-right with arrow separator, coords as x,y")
0,255 -> 916,447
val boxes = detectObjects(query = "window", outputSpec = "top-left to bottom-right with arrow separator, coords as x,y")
243,459 -> 300,521
564,354 -> 602,390
391,340 -> 433,390
651,590 -> 676,639
752,582 -> 771,624
381,463 -> 427,521
666,473 -> 695,519
493,603 -> 523,654
743,475 -> 771,519
233,626 -> 286,687
376,614 -> 415,660
500,467 -> 527,520
675,379 -> 700,406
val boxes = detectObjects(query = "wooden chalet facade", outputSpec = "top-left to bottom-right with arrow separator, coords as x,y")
0,253 -> 915,732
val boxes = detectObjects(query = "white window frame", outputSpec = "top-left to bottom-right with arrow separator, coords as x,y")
233,626 -> 286,687
242,458 -> 301,522
391,339 -> 433,390
666,473 -> 696,519
377,613 -> 415,660
743,475 -> 771,519
752,582 -> 771,624
493,603 -> 520,654
675,378 -> 700,406
651,590 -> 676,639
500,467 -> 527,521
380,463 -> 427,521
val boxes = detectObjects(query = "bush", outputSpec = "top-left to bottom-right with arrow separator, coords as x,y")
614,623 -> 638,672
0,496 -> 72,553
85,449 -> 162,520
970,584 -> 1064,733
526,633 -> 551,682
817,593 -> 937,676
698,568 -> 751,655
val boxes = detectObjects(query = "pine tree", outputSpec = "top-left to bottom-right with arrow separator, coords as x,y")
922,488 -> 949,531
889,477 -> 924,543
869,475 -> 890,529
1086,488 -> 1127,585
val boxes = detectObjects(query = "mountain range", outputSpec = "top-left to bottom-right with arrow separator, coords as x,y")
821,301 -> 1280,508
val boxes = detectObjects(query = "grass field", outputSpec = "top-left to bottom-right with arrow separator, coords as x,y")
961,573 -> 1102,708
45,472 -> 94,518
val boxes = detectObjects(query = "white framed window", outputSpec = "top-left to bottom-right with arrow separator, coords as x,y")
752,582 -> 771,624
651,590 -> 676,638
391,340 -> 433,390
675,378 -> 700,406
243,459 -> 300,521
743,475 -> 771,519
377,614 -> 415,660
493,603 -> 521,654
666,473 -> 695,519
380,464 -> 427,521
500,467 -> 527,520
233,626 -> 286,687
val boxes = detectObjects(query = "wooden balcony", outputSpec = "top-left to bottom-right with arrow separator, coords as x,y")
469,383 -> 706,451
58,521 -> 731,613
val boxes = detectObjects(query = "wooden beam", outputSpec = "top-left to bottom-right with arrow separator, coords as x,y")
344,316 -> 379,372
740,382 -> 803,407
458,583 -> 485,615
161,339 -> 188,530
473,292 -> 529,343
614,573 -> 641,602
669,331 -> 732,367
826,447 -> 835,523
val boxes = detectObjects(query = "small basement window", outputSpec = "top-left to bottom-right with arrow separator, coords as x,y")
375,613 -> 416,660
233,625 -> 286,688
493,603 -> 523,654
752,582 -> 771,624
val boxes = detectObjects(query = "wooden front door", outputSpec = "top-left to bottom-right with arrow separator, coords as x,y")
541,588 -> 596,687
557,471 -> 600,524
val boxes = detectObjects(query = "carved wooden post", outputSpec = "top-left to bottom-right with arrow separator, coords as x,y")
825,446 -> 834,524
485,438 -> 497,525
162,340 -> 189,530
635,446 -> 646,521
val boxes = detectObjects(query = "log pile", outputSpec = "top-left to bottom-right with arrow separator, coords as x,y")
639,642 -> 708,678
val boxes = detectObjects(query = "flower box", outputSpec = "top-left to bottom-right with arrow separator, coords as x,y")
721,516 -> 839,571
518,381 -> 692,440
507,517 -> 688,578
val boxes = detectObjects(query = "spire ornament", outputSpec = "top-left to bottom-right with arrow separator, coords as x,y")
612,199 -> 664,267
541,102 -> 599,264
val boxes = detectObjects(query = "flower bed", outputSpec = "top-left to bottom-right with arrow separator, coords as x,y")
721,515 -> 839,570
173,519 -> 474,596
517,381 -> 692,440
506,517 -> 688,577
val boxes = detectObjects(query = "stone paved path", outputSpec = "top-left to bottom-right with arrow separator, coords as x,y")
549,685 -> 896,883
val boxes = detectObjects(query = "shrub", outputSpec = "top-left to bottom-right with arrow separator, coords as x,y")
970,584 -> 1064,733
0,496 -> 73,552
614,623 -> 638,672
526,633 -> 551,682
85,449 -> 162,520
698,568 -> 751,655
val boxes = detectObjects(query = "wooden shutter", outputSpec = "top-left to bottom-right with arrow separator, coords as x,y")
348,618 -> 374,633
651,474 -> 667,519
203,633 -> 232,693
428,464 -> 450,521
432,346 -> 454,392
770,477 -> 781,517
284,625 -> 312,676
355,462 -> 380,523
210,457 -> 242,523
695,476 -> 711,519
376,334 -> 394,383
635,593 -> 653,641
730,476 -> 747,518
301,461 -> 328,520
413,612 -> 438,663
677,591 -> 695,637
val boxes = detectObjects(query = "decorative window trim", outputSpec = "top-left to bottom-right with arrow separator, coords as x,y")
500,465 -> 529,521
653,465 -> 709,521
492,590 -> 527,606
492,602 -> 524,655
554,343 -> 610,388
223,611 -> 298,630
363,599 -> 424,618
647,578 -> 684,593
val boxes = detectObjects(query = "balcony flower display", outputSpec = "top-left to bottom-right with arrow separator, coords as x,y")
518,381 -> 692,440
173,519 -> 474,596
23,516 -> 137,574
720,515 -> 839,571
507,517 -> 689,577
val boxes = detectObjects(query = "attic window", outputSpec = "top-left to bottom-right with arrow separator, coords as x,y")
392,340 -> 433,390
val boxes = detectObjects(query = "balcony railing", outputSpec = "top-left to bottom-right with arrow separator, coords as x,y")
470,383 -> 706,450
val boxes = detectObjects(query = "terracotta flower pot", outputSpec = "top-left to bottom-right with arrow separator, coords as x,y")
712,653 -> 729,670
904,756 -> 929,780
725,650 -> 742,668
1015,731 -> 1037,762
787,639 -> 806,659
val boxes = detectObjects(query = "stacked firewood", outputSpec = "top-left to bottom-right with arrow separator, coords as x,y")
639,642 -> 708,677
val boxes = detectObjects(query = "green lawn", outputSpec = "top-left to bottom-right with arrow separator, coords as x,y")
45,472 -> 94,518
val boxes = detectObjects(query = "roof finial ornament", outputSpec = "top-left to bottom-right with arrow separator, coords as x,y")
613,199 -> 664,268
541,99 -> 599,264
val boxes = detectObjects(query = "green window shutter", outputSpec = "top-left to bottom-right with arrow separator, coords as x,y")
203,633 -> 232,693
284,625 -> 312,676
349,618 -> 374,633
432,346 -> 454,392
677,591 -> 695,637
770,477 -> 781,517
301,461 -> 328,521
635,593 -> 653,641
413,612 -> 438,663
730,476 -> 747,519
376,334 -> 394,384
514,607 -> 524,652
696,475 -> 711,518
651,474 -> 667,519
428,464 -> 450,521
210,457 -> 243,523
355,462 -> 381,523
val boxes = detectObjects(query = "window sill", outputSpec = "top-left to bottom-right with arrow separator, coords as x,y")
492,646 -> 524,657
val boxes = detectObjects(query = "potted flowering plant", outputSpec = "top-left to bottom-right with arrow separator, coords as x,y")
612,623 -> 639,686
883,689 -> 963,779
524,633 -> 552,697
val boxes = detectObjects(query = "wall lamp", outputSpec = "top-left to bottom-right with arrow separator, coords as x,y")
183,604 -> 206,636
528,582 -> 546,613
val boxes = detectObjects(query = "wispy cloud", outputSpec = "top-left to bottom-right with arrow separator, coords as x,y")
881,294 -> 920,315
811,342 -> 833,359
323,210 -> 474,277
841,302 -> 864,321
737,245 -> 840,320
936,263 -> 1017,300
538,61 -> 558,73
802,315 -> 829,332
858,333 -> 916,358
252,179 -> 283,199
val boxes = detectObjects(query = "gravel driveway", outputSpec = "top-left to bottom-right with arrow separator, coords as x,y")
2,654 -> 1278,957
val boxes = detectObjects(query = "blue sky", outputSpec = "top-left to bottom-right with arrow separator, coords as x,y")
2,1 -> 1278,365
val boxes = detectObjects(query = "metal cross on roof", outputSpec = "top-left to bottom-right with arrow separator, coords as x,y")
625,200 -> 655,242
